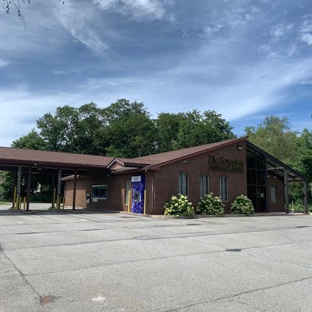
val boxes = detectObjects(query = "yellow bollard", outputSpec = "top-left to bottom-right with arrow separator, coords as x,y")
62,197 -> 65,209
143,190 -> 147,215
16,196 -> 20,210
128,190 -> 132,213
57,196 -> 60,209
23,197 -> 26,211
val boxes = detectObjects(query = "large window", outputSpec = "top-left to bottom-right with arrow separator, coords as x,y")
125,179 -> 131,205
220,177 -> 228,202
91,185 -> 107,199
200,175 -> 209,197
271,186 -> 277,203
179,173 -> 188,196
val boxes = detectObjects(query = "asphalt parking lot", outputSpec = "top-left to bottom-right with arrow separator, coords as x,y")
1,205 -> 312,312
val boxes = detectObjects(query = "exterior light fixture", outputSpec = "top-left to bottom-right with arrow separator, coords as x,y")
237,145 -> 243,151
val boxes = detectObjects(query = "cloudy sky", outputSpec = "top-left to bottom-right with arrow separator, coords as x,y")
1,0 -> 312,147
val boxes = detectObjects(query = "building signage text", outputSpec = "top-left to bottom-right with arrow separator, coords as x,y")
209,156 -> 244,173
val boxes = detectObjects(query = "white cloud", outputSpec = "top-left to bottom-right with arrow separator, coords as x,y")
93,0 -> 173,21
270,23 -> 293,38
300,19 -> 312,33
258,44 -> 270,53
301,33 -> 312,45
0,59 -> 9,67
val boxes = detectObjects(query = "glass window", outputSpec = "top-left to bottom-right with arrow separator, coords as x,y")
91,185 -> 107,199
179,174 -> 188,196
271,186 -> 277,202
125,179 -> 131,205
220,177 -> 228,202
200,175 -> 209,197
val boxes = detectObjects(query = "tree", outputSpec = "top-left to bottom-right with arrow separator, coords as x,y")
104,99 -> 157,158
245,116 -> 298,164
1,0 -> 65,22
174,110 -> 235,149
12,129 -> 46,150
75,103 -> 108,155
1,0 -> 29,17
154,112 -> 184,153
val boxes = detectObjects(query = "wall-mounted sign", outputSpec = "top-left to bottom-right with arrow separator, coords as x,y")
131,176 -> 141,182
209,156 -> 244,173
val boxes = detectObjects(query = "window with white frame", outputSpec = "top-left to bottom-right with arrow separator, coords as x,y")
179,173 -> 188,196
220,177 -> 228,202
200,175 -> 209,197
91,185 -> 107,199
125,179 -> 131,205
271,186 -> 277,202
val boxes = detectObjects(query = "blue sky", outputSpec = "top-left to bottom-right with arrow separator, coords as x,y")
1,0 -> 312,147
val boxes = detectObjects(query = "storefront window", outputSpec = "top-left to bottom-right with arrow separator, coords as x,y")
220,177 -> 228,202
200,175 -> 209,197
91,185 -> 107,199
179,173 -> 188,196
271,186 -> 277,202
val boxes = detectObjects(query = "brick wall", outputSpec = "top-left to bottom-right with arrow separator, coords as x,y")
65,174 -> 133,211
267,174 -> 284,212
150,142 -> 247,214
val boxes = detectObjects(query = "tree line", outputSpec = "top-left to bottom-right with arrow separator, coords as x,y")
11,99 -> 235,157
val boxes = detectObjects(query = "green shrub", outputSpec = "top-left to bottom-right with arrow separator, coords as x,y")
196,192 -> 224,216
230,194 -> 254,215
164,194 -> 195,217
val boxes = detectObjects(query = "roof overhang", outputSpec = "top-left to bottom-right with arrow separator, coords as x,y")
246,141 -> 306,182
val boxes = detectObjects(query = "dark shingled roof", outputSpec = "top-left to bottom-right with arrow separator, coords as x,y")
0,147 -> 114,170
112,137 -> 247,169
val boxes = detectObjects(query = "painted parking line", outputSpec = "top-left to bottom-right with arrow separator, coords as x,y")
80,219 -> 88,222
32,215 -> 53,222
16,221 -> 24,224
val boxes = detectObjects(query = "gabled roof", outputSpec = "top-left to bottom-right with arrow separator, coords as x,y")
107,157 -> 151,169
108,137 -> 247,171
0,147 -> 114,171
246,141 -> 306,182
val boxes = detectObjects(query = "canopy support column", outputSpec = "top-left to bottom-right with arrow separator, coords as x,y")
284,169 -> 289,214
16,166 -> 22,210
26,167 -> 31,211
72,170 -> 77,211
303,179 -> 309,215
57,170 -> 62,209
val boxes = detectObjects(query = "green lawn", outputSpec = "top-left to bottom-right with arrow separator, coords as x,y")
0,202 -> 10,205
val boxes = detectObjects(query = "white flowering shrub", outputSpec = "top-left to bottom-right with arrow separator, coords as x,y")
230,194 -> 254,215
196,192 -> 224,216
164,194 -> 195,217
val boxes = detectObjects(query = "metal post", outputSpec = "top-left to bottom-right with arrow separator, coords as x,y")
72,171 -> 77,211
51,174 -> 55,208
57,169 -> 62,209
143,190 -> 147,215
304,179 -> 309,214
128,189 -> 132,213
16,166 -> 22,210
26,166 -> 31,211
284,169 -> 289,214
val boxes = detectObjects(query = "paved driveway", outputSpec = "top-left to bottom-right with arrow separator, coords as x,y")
0,206 -> 312,311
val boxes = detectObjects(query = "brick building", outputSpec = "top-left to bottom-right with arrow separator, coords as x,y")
63,137 -> 307,214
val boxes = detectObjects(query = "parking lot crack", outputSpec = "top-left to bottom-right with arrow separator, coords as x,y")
1,249 -> 41,301
165,275 -> 312,312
